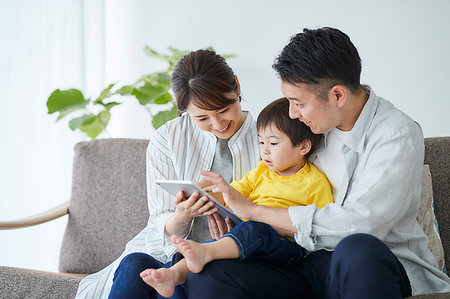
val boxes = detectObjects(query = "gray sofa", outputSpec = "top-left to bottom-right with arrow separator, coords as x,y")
0,137 -> 448,298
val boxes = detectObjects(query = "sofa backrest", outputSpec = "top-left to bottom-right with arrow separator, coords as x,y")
58,137 -> 449,274
424,137 -> 449,269
59,138 -> 150,273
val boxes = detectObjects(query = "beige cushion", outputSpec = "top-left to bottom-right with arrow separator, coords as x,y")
417,165 -> 445,270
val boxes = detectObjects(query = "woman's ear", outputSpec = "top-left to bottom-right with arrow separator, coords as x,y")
235,75 -> 241,96
298,139 -> 312,156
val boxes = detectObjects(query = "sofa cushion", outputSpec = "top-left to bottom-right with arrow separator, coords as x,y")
0,266 -> 82,299
417,165 -> 445,270
58,139 -> 150,274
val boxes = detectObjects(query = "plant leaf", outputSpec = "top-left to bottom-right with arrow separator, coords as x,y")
114,85 -> 135,96
68,114 -> 94,130
132,83 -> 168,105
103,101 -> 121,109
154,92 -> 172,105
79,110 -> 111,139
47,89 -> 89,120
141,72 -> 171,89
152,104 -> 178,129
94,83 -> 116,104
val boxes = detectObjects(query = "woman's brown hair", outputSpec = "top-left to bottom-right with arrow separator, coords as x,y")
171,49 -> 239,114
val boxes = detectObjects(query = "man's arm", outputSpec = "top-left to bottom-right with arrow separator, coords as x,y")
288,130 -> 424,251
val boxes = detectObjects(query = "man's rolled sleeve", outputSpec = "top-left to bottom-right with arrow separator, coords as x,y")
289,204 -> 318,251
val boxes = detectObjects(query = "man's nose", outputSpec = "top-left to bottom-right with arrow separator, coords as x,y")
289,104 -> 301,119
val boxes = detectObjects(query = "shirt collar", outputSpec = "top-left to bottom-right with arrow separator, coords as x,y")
323,85 -> 379,153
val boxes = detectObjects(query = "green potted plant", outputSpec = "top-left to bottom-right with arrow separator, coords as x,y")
47,46 -> 232,138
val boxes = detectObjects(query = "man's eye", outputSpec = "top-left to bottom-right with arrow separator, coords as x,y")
296,103 -> 302,107
198,118 -> 207,122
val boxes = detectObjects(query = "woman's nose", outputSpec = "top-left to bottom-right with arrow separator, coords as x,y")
210,116 -> 223,130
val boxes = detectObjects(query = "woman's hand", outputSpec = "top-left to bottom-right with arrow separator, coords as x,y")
172,190 -> 218,223
207,213 -> 235,240
165,190 -> 217,239
200,170 -> 258,221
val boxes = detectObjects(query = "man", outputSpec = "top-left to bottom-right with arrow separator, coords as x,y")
185,27 -> 450,298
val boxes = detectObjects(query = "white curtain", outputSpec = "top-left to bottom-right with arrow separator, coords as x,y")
0,0 -> 106,271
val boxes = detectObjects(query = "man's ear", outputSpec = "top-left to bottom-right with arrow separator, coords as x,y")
330,85 -> 347,108
298,139 -> 312,156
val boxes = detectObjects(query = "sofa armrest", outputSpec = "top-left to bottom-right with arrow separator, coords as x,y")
0,200 -> 69,230
0,266 -> 84,299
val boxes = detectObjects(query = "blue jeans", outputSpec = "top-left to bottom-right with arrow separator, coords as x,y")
185,233 -> 412,299
225,221 -> 304,264
108,252 -> 187,299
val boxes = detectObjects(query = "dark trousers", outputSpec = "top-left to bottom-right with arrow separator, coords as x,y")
108,252 -> 187,299
185,233 -> 412,299
108,221 -> 303,298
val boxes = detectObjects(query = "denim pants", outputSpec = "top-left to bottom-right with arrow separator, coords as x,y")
224,220 -> 305,264
108,252 -> 187,299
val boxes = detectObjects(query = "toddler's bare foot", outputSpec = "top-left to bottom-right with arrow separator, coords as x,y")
140,268 -> 177,298
171,235 -> 209,273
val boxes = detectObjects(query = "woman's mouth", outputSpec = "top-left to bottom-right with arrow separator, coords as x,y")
214,122 -> 231,134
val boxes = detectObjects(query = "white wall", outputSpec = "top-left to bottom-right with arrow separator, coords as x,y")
107,0 -> 450,138
1,0 -> 449,272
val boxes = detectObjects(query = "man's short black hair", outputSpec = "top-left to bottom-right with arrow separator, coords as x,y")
273,27 -> 362,99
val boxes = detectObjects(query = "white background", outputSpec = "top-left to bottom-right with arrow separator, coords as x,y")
1,0 -> 449,272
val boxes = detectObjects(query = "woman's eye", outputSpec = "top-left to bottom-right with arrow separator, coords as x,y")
219,108 -> 229,114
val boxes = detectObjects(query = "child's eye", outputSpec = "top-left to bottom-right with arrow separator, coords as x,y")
259,141 -> 264,145
270,143 -> 278,146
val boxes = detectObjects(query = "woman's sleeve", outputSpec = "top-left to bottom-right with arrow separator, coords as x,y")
146,125 -> 178,243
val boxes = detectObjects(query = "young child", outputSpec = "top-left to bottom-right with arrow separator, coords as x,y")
140,97 -> 333,297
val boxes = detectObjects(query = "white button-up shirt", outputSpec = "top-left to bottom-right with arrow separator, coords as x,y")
288,86 -> 450,295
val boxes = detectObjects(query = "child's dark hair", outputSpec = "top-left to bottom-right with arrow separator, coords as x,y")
273,27 -> 361,100
257,98 -> 322,158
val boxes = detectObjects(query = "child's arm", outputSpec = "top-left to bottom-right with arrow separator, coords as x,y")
200,170 -> 257,219
194,180 -> 225,205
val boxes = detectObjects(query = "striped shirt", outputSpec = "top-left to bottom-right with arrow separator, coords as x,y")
76,111 -> 260,299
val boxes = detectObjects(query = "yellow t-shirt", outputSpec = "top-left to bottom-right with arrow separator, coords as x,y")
230,161 -> 333,209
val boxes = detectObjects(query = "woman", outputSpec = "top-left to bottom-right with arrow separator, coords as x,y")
75,49 -> 260,299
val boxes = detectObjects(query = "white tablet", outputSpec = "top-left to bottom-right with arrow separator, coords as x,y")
155,179 -> 242,225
